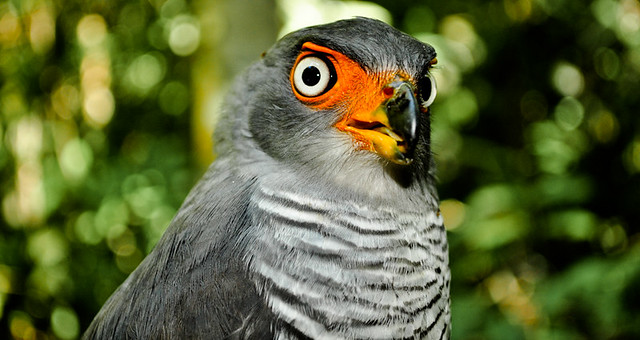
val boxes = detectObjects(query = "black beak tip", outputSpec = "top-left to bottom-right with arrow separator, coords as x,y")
386,82 -> 420,155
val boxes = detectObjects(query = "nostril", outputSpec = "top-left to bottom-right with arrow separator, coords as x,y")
387,95 -> 409,113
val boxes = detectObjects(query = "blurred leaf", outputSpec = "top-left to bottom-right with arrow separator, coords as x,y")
547,209 -> 597,241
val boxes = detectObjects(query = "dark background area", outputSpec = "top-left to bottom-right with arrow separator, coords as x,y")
1,0 -> 639,339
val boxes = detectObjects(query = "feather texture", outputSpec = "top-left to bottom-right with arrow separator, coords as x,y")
249,184 -> 450,339
84,17 -> 450,340
83,162 -> 274,339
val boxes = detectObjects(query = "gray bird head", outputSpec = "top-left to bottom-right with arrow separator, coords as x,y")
216,17 -> 438,196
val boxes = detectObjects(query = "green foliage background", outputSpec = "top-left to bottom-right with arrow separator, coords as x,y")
1,0 -> 639,339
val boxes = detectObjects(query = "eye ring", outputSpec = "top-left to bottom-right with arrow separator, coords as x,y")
292,55 -> 336,97
418,72 -> 437,108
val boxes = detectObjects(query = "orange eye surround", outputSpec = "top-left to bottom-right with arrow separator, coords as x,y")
289,42 -> 437,165
290,42 -> 391,112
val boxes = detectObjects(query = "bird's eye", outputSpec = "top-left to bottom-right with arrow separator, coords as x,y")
292,55 -> 336,97
418,73 -> 437,108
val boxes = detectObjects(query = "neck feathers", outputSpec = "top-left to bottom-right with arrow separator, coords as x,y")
246,184 -> 450,339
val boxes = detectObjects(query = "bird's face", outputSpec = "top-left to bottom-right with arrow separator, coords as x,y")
289,41 -> 437,165
245,18 -> 438,189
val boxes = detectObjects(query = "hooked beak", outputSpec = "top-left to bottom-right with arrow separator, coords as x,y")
336,81 -> 420,165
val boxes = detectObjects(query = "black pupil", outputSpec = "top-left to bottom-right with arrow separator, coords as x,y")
419,76 -> 432,100
302,66 -> 321,86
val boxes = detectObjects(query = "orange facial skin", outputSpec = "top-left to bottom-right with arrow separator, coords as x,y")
290,42 -> 427,164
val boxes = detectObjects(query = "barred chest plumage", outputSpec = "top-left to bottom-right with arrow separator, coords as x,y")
246,183 -> 451,340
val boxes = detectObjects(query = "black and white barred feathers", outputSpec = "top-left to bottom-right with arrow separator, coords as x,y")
84,17 -> 450,340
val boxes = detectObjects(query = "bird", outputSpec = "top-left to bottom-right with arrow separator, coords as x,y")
83,17 -> 450,339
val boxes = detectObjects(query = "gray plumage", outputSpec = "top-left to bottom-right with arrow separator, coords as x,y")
84,17 -> 450,339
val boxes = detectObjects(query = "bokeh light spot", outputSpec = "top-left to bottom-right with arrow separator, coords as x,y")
147,20 -> 168,50
467,184 -> 520,219
529,120 -> 588,174
83,87 -> 115,128
9,115 -> 43,161
619,0 -> 640,37
94,198 -> 129,238
485,270 -> 539,326
623,138 -> 640,173
127,184 -> 165,219
2,191 -> 20,227
9,311 -> 35,340
161,0 -> 187,18
592,0 -> 619,29
27,229 -> 68,267
107,228 -> 136,256
549,210 -> 597,241
442,14 -> 486,68
534,175 -> 593,207
440,199 -> 466,231
0,265 -> 11,320
168,16 -> 200,56
554,97 -> 584,131
440,15 -> 476,46
486,270 -> 518,303
126,53 -> 166,93
107,229 -> 142,273
116,247 -> 143,274
159,81 -> 189,115
469,211 -> 529,250
441,88 -> 478,127
503,0 -> 533,22
122,171 -> 167,219
588,109 -> 619,143
600,222 -> 628,253
81,53 -> 112,92
77,14 -> 107,48
594,47 -> 620,80
51,84 -> 81,119
551,62 -> 584,97
0,265 -> 12,294
29,7 -> 55,54
0,11 -> 22,47
1,84 -> 28,118
50,306 -> 79,340
4,161 -> 47,227
59,138 -> 93,183
75,211 -> 102,245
